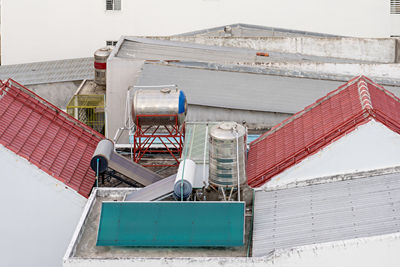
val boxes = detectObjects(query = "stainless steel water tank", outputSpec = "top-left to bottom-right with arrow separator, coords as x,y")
209,122 -> 247,187
94,47 -> 111,86
131,88 -> 187,126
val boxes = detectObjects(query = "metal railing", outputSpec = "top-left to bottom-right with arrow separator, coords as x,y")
66,94 -> 105,134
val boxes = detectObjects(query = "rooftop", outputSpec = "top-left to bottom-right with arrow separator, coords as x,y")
0,57 -> 93,85
65,188 -> 252,259
247,76 -> 400,187
175,23 -> 343,38
0,79 -> 103,197
116,37 -> 369,64
253,166 -> 400,256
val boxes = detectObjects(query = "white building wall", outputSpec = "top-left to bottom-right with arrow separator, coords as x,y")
1,0 -> 393,65
262,120 -> 400,189
0,145 -> 87,267
64,233 -> 400,267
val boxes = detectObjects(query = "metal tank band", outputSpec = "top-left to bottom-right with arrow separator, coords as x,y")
94,47 -> 112,86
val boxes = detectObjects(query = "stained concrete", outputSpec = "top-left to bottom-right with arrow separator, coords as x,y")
71,189 -> 252,259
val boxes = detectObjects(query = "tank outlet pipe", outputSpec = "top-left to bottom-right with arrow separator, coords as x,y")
173,159 -> 196,201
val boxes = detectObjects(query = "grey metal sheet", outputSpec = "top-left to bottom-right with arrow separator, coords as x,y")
0,57 -> 93,85
252,171 -> 400,257
137,64 -> 345,114
137,64 -> 400,114
124,174 -> 176,201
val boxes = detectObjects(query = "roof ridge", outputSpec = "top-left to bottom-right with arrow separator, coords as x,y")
357,78 -> 373,110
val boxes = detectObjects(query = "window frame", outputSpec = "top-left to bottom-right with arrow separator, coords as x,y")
106,0 -> 121,11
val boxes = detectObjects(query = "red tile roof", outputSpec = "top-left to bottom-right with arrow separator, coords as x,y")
247,76 -> 400,188
0,79 -> 104,197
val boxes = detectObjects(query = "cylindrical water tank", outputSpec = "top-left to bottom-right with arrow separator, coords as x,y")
209,122 -> 247,187
173,159 -> 196,200
90,139 -> 114,174
94,47 -> 112,86
131,88 -> 187,126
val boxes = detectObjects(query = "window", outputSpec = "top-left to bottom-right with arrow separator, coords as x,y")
106,0 -> 121,11
391,0 -> 400,14
106,41 -> 118,46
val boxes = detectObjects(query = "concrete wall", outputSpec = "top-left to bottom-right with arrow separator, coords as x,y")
156,36 -> 397,63
28,81 -> 81,109
64,232 -> 400,266
0,145 -> 87,267
1,0 -> 394,65
262,120 -> 400,190
255,62 -> 400,81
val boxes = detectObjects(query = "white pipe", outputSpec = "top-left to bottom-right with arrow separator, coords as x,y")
133,84 -> 177,88
203,125 -> 208,186
236,132 -> 241,202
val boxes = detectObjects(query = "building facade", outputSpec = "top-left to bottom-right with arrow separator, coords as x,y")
1,0 -> 398,65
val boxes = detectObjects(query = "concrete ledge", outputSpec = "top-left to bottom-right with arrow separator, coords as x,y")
151,36 -> 397,63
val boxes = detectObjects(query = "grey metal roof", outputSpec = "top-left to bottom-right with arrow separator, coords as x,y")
117,37 -> 365,64
175,23 -> 343,38
0,57 -> 94,85
137,63 -> 343,114
137,63 -> 400,114
252,169 -> 400,257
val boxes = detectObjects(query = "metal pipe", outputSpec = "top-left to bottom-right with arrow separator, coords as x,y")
236,132 -> 241,202
203,125 -> 208,186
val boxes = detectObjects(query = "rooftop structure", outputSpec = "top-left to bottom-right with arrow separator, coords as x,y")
0,79 -> 105,266
247,76 -> 400,188
176,23 -> 343,38
0,79 -> 104,197
252,166 -> 400,256
106,37 -> 400,142
63,166 -> 400,267
0,58 -> 93,85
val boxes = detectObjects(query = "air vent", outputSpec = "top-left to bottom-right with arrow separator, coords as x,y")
391,0 -> 400,14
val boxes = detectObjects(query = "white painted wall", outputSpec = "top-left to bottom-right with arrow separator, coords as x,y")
64,232 -> 400,266
0,145 -> 87,267
1,0 -> 394,65
261,120 -> 400,190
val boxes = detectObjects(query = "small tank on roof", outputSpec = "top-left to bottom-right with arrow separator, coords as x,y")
209,121 -> 247,188
94,47 -> 112,86
131,87 -> 187,126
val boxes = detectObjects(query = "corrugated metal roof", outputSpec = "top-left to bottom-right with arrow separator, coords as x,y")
0,58 -> 93,85
137,63 -> 347,114
247,76 -> 400,187
0,79 -> 103,198
252,168 -> 400,256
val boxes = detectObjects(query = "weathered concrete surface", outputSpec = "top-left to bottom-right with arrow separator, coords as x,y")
28,81 -> 81,109
66,189 -> 250,260
256,62 -> 400,81
152,36 -> 396,63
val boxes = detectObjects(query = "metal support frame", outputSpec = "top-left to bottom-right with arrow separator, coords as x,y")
101,169 -> 143,187
133,114 -> 185,167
